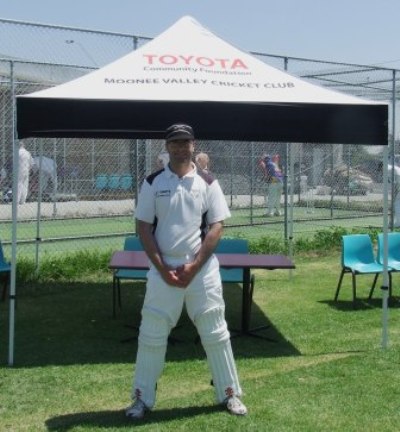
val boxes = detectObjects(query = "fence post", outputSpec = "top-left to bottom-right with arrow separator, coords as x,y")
9,60 -> 17,366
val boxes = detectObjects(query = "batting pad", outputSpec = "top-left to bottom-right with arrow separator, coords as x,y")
195,307 -> 243,402
133,307 -> 170,408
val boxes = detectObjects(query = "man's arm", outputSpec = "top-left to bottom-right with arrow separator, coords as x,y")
137,219 -> 185,287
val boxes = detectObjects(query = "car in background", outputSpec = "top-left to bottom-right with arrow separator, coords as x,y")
323,164 -> 374,195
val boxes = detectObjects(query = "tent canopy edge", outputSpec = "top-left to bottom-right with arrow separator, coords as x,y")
16,98 -> 388,145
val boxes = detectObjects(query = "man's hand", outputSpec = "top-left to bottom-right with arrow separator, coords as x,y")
175,262 -> 199,288
159,263 -> 199,289
172,221 -> 224,288
160,267 -> 187,288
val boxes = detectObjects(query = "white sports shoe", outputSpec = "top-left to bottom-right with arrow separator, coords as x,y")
224,395 -> 248,416
125,398 -> 148,419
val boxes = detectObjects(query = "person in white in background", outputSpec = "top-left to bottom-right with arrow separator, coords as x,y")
0,166 -> 11,203
195,152 -> 211,174
388,163 -> 400,227
17,141 -> 34,205
32,156 -> 58,195
268,154 -> 284,216
259,153 -> 283,216
0,166 -> 6,187
156,152 -> 170,169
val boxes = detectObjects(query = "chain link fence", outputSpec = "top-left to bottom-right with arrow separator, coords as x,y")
0,18 -> 398,262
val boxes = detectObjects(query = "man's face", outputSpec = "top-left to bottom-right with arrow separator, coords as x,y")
166,139 -> 195,163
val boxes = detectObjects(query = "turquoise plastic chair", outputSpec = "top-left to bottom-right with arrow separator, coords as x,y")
334,234 -> 385,308
95,174 -> 108,191
368,232 -> 399,299
112,236 -> 147,318
0,241 -> 11,302
108,175 -> 121,190
216,238 -> 254,290
215,238 -> 255,330
120,175 -> 133,191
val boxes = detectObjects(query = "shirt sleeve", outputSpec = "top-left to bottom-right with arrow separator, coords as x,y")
134,180 -> 156,224
206,179 -> 231,224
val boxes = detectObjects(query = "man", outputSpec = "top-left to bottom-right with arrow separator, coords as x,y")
126,123 -> 247,419
388,162 -> 400,227
156,151 -> 169,169
17,141 -> 34,205
259,153 -> 283,216
195,152 -> 211,174
378,160 -> 400,228
32,156 -> 58,195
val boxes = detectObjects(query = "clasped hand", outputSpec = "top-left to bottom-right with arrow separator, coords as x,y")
162,262 -> 198,288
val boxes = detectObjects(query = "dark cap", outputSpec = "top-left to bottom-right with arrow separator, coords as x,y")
165,124 -> 194,142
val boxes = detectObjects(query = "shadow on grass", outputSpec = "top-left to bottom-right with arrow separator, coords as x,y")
46,404 -> 221,431
320,297 -> 400,311
0,280 -> 300,367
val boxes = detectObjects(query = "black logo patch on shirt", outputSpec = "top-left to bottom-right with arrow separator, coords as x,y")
156,190 -> 171,197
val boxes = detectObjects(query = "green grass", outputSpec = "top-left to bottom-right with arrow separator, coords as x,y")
0,208 -> 385,261
0,204 -> 383,246
0,215 -> 134,242
1,253 -> 400,431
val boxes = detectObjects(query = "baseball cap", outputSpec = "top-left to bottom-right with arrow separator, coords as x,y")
165,124 -> 195,142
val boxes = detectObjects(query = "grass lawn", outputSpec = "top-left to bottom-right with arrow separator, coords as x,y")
0,202 -> 383,244
1,254 -> 400,431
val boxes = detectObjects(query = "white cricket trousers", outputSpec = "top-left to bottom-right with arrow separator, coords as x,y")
267,182 -> 283,214
131,254 -> 243,409
17,174 -> 29,204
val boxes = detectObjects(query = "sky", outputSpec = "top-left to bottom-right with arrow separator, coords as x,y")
1,0 -> 400,69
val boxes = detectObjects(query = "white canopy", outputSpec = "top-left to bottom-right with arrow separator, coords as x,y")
17,16 -> 387,144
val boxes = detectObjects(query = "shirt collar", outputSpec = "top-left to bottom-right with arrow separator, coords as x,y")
165,162 -> 197,179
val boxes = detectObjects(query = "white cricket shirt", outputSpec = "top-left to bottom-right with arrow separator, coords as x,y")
135,164 -> 231,257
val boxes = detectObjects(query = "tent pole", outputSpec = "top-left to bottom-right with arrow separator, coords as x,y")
52,138 -> 57,217
134,139 -> 140,235
382,69 -> 397,349
283,143 -> 288,240
283,56 -> 293,268
381,146 -> 389,349
288,142 -> 294,278
35,142 -> 43,274
249,142 -> 255,224
389,71 -> 396,230
8,61 -> 18,366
